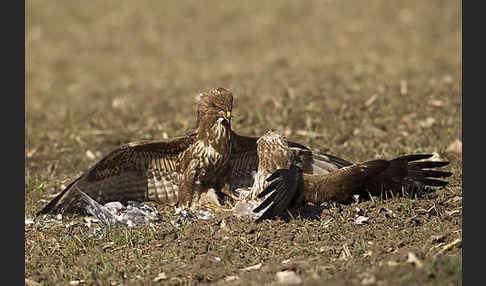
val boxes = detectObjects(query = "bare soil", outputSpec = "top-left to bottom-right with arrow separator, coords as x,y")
26,1 -> 461,285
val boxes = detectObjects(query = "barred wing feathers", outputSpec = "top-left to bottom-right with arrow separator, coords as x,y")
37,133 -> 197,215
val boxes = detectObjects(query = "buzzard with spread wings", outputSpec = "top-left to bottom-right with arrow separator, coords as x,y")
38,87 -> 235,214
252,131 -> 453,222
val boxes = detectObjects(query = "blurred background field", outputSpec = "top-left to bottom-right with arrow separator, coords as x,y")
25,1 -> 461,285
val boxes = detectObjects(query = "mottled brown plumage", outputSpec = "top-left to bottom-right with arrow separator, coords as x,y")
226,131 -> 351,199
252,131 -> 453,222
38,87 -> 234,214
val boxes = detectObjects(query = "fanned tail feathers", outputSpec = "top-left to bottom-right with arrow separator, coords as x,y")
367,154 -> 452,195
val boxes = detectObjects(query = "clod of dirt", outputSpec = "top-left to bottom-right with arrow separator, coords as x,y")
359,272 -> 376,286
242,263 -> 262,271
25,278 -> 40,286
418,117 -> 436,128
153,272 -> 167,282
85,150 -> 97,160
429,99 -> 444,107
400,80 -> 408,95
387,260 -> 399,267
446,139 -> 462,154
406,252 -> 423,269
223,275 -> 239,283
442,74 -> 454,83
363,251 -> 373,258
219,219 -> 227,229
282,259 -> 291,264
276,270 -> 302,285
354,216 -> 369,225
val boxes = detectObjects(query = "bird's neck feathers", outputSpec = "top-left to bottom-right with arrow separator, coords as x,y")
193,114 -> 232,169
197,115 -> 230,142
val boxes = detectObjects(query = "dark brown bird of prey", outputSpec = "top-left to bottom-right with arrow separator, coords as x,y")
252,131 -> 453,222
38,87 -> 235,214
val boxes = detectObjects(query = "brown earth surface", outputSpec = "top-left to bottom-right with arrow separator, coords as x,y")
25,1 -> 461,285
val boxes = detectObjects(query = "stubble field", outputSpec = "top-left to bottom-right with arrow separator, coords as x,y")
25,1 -> 462,285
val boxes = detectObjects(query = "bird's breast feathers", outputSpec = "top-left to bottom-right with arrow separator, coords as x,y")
193,140 -> 225,166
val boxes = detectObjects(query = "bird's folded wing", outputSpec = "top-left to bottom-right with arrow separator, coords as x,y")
228,131 -> 353,190
287,140 -> 353,174
37,133 -> 197,215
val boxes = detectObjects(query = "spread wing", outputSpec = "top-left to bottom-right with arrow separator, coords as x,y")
227,130 -> 353,190
37,133 -> 197,215
254,160 -> 391,222
253,162 -> 304,222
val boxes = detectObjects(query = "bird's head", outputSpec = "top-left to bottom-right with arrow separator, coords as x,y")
197,87 -> 233,129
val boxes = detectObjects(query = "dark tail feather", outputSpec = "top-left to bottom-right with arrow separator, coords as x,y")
362,159 -> 391,177
366,154 -> 452,195
395,154 -> 433,162
408,169 -> 453,178
36,176 -> 82,216
405,156 -> 452,188
409,161 -> 450,169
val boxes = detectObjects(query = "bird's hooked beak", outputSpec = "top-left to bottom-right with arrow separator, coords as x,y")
218,111 -> 232,123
